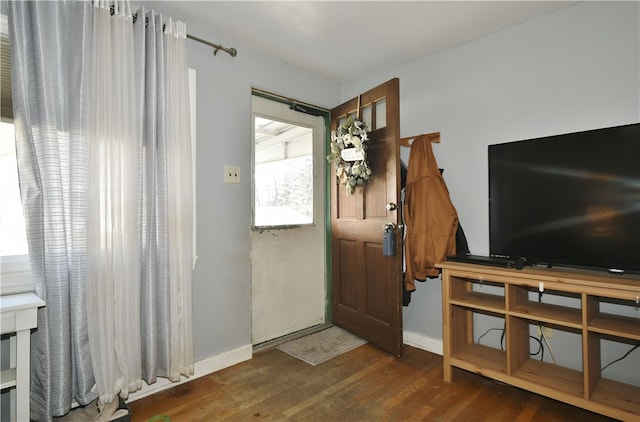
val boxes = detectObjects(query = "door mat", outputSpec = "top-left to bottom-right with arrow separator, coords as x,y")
277,326 -> 367,366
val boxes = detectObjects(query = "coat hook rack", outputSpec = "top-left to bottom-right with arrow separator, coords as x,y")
399,132 -> 441,147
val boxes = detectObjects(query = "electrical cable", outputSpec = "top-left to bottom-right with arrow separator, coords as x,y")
476,322 -> 506,351
601,342 -> 640,372
535,289 -> 555,363
530,334 -> 544,360
476,324 -> 543,359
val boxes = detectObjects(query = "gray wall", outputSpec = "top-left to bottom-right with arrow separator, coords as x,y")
342,1 -> 639,384
180,23 -> 340,360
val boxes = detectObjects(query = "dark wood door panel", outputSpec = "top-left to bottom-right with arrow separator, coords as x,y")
330,78 -> 402,357
336,186 -> 357,219
363,243 -> 392,322
334,239 -> 359,310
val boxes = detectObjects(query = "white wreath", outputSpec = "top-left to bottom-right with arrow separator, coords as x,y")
327,117 -> 372,194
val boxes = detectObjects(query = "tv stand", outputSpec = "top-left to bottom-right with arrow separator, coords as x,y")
438,261 -> 640,421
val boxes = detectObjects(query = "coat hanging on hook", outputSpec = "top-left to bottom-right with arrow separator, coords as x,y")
403,136 -> 459,291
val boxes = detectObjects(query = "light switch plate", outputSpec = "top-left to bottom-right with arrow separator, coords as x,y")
224,165 -> 240,184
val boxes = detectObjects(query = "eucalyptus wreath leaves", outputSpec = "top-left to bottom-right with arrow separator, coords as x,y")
326,117 -> 372,194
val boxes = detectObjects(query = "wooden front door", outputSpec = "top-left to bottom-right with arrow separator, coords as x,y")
330,78 -> 402,357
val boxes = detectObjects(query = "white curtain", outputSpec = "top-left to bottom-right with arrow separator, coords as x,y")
87,0 -> 142,405
133,8 -> 193,384
164,17 -> 194,381
10,0 -> 194,417
87,0 -> 194,404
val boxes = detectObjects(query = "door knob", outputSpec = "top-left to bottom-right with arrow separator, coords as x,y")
386,203 -> 397,211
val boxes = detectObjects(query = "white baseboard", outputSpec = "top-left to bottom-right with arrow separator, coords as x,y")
127,344 -> 253,403
403,330 -> 443,356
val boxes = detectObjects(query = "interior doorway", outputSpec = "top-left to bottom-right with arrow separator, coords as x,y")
250,92 -> 328,346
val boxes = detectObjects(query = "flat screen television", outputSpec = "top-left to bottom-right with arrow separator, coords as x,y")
488,122 -> 640,274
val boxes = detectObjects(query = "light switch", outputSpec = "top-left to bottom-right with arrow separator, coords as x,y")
224,165 -> 240,184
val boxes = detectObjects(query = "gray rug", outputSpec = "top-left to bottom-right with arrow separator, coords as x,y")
277,326 -> 367,366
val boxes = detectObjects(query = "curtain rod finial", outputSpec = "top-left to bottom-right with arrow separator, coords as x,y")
212,46 -> 236,57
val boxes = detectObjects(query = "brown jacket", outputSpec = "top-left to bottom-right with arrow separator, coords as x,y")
403,140 -> 458,291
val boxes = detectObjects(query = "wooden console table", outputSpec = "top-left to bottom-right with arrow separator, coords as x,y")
1,292 -> 45,422
438,261 -> 640,421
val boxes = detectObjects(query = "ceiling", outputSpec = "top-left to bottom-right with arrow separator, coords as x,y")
141,1 -> 576,84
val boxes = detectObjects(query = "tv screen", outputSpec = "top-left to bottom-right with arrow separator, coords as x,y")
488,123 -> 640,274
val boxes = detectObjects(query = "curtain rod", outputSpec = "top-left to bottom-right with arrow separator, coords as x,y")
186,33 -> 237,58
109,5 -> 238,58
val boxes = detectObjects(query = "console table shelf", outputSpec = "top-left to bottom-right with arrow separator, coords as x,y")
589,313 -> 640,340
510,301 -> 583,328
438,262 -> 640,421
450,291 -> 504,313
450,343 -> 507,375
1,292 -> 45,422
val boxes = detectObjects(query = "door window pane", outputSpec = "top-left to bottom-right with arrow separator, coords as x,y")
375,98 -> 386,130
361,104 -> 372,131
254,117 -> 313,227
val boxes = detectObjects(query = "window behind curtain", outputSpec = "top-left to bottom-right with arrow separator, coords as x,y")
0,10 -> 32,295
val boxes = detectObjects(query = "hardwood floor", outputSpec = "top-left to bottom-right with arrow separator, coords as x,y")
127,344 -> 615,421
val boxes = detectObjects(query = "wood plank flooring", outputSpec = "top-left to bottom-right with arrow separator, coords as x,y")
127,344 -> 615,421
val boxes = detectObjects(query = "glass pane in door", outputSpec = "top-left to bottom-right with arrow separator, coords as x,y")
254,117 -> 313,226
